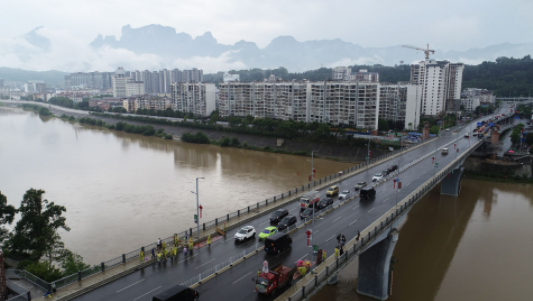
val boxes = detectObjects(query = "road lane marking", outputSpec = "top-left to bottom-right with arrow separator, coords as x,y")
289,208 -> 298,212
383,198 -> 389,203
134,286 -> 162,301
332,216 -> 342,222
325,235 -> 336,242
352,205 -> 359,211
349,219 -> 358,226
195,258 -> 216,269
116,279 -> 144,293
315,230 -> 320,234
178,254 -> 198,263
298,254 -> 308,261
368,208 -> 375,213
232,272 -> 252,284
259,220 -> 270,226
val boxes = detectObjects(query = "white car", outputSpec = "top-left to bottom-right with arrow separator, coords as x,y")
338,190 -> 352,200
464,132 -> 470,138
234,226 -> 256,242
372,174 -> 383,182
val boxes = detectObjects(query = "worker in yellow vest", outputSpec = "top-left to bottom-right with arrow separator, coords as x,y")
188,238 -> 194,252
172,246 -> 177,257
162,241 -> 167,252
335,247 -> 339,258
207,234 -> 211,247
140,250 -> 144,262
322,250 -> 326,263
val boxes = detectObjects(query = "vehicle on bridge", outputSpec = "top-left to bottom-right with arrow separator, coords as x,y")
300,207 -> 316,219
372,173 -> 383,182
264,232 -> 292,254
278,215 -> 297,230
338,190 -> 352,200
152,284 -> 199,301
254,263 -> 296,296
300,190 -> 320,211
316,197 -> 333,209
441,147 -> 449,155
270,208 -> 288,223
258,226 -> 278,240
387,164 -> 399,173
464,132 -> 470,138
360,187 -> 376,201
234,226 -> 256,242
355,181 -> 367,191
326,185 -> 340,197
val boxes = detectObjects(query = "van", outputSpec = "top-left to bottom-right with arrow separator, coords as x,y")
359,187 -> 376,201
441,147 -> 449,155
152,285 -> 199,301
264,232 -> 293,255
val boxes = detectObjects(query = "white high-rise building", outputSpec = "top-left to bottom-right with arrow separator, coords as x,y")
111,67 -> 128,97
126,81 -> 145,97
410,60 -> 464,117
171,82 -> 216,117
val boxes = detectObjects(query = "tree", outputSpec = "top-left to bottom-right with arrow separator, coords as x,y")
231,137 -> 240,147
0,192 -> 16,242
378,118 -> 389,132
228,116 -> 241,127
408,122 -> 413,130
60,249 -> 90,275
511,131 -> 520,145
430,125 -> 440,135
460,105 -> 465,111
8,189 -> 70,261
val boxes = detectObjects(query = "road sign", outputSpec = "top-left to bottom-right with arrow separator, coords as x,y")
313,245 -> 318,254
435,163 -> 439,168
194,214 -> 198,223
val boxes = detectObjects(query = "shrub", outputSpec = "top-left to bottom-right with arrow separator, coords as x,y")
231,137 -> 240,147
164,134 -> 173,140
242,141 -> 248,148
220,137 -> 231,147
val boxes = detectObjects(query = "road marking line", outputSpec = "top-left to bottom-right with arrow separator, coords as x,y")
134,286 -> 162,301
232,272 -> 252,284
289,208 -> 298,212
298,254 -> 308,261
383,198 -> 389,203
178,254 -> 198,263
368,208 -> 375,213
116,279 -> 144,293
352,206 -> 359,211
325,235 -> 336,242
315,230 -> 320,234
195,258 -> 216,269
332,216 -> 342,222
259,220 -> 270,225
349,219 -> 358,226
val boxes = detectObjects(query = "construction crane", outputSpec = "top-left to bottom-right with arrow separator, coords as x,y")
402,44 -> 435,60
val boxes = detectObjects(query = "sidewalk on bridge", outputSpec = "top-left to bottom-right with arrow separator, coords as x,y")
37,134 -> 437,301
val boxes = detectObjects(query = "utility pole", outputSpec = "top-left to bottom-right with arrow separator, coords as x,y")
191,177 -> 205,239
310,151 -> 317,257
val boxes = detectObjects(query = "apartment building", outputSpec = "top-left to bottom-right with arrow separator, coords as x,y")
378,82 -> 421,130
410,60 -> 464,117
126,81 -> 145,97
111,68 -> 128,97
461,88 -> 495,112
171,82 -> 216,117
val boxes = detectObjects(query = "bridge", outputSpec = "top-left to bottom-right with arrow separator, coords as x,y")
3,101 -> 512,301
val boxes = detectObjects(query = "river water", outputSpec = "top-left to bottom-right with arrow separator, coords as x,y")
312,179 -> 533,301
0,108 -> 352,264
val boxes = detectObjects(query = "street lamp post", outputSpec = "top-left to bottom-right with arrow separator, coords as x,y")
191,177 -> 205,239
310,151 -> 315,254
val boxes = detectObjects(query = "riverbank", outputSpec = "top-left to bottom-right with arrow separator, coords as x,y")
463,170 -> 533,183
6,101 -> 390,163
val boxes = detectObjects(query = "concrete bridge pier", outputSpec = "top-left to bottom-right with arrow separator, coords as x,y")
440,166 -> 465,196
357,229 -> 399,300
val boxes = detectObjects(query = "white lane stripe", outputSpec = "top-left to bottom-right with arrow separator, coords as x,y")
298,254 -> 308,261
116,279 -> 144,293
259,220 -> 270,225
195,258 -> 216,269
133,286 -> 162,301
352,205 -> 359,211
349,219 -> 358,226
232,272 -> 252,284
383,198 -> 389,203
325,235 -> 336,242
332,216 -> 342,222
368,208 -> 374,213
178,253 -> 198,264
289,208 -> 298,212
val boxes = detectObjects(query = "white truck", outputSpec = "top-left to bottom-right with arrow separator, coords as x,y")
300,191 -> 320,211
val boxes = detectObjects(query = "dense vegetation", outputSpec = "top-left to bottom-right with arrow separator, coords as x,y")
205,55 -> 533,97
1,189 -> 90,282
21,104 -> 53,116
77,117 -> 172,139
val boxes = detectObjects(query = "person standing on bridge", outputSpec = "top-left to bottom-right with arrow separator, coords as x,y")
183,245 -> 188,257
151,247 -> 156,259
207,234 -> 211,247
356,231 -> 360,241
174,234 -> 179,246
140,249 -> 144,262
172,246 -> 178,258
188,238 -> 194,253
157,238 -> 162,251
162,241 -> 167,252
184,231 -> 188,241
163,247 -> 168,261
322,250 -> 326,263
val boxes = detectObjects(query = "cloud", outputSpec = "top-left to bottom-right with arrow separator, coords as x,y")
0,27 -> 248,73
327,56 -> 385,68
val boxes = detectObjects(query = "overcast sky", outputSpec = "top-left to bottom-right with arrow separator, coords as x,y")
0,0 -> 532,72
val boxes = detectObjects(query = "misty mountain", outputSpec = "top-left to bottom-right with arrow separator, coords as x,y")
90,24 -> 533,71
0,67 -> 67,87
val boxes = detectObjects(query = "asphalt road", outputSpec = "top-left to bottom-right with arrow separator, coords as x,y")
72,112 -> 504,301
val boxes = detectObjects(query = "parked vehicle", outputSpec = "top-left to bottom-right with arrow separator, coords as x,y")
300,190 -> 320,211
382,170 -> 390,176
254,263 -> 297,296
360,187 -> 376,201
152,284 -> 199,301
441,147 -> 449,155
264,232 -> 293,254
234,226 -> 256,242
316,197 -> 333,209
372,173 -> 383,182
354,182 -> 367,191
258,226 -> 278,240
277,215 -> 297,230
270,208 -> 288,223
338,190 -> 351,200
300,208 -> 316,219
326,185 -> 339,197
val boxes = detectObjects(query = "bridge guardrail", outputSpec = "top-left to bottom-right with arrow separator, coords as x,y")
8,131 -> 434,293
282,137 -> 485,301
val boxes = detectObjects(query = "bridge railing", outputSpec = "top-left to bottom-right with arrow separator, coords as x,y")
283,138 -> 485,301
8,135 -> 434,292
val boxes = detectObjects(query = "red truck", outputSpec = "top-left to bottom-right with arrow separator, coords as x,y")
300,191 -> 320,211
255,264 -> 296,296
